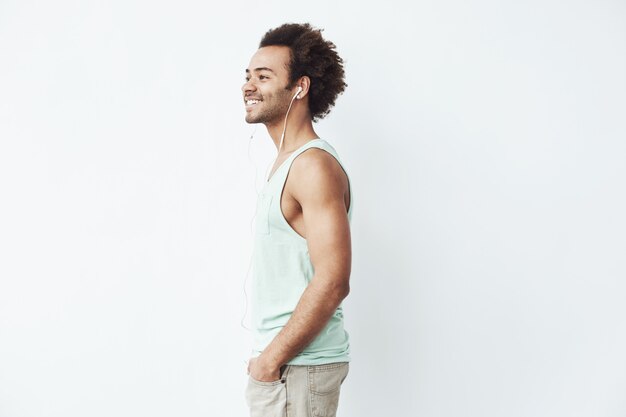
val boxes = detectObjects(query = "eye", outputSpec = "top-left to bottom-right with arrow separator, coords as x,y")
259,75 -> 269,80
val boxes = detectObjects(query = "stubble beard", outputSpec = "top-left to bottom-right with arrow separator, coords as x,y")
245,89 -> 292,125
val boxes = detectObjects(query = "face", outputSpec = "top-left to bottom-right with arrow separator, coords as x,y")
242,46 -> 295,125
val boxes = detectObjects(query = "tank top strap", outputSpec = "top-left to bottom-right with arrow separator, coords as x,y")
275,139 -> 340,185
288,138 -> 330,162
287,138 -> 345,169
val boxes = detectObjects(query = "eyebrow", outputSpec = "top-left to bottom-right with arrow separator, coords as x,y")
245,67 -> 276,74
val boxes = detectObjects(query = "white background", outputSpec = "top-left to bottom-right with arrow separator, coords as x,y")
1,1 -> 625,416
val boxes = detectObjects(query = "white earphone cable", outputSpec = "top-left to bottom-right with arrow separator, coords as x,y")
242,87 -> 300,332
241,127 -> 259,332
278,88 -> 301,152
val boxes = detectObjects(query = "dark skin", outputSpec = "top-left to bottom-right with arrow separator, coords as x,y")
242,46 -> 351,382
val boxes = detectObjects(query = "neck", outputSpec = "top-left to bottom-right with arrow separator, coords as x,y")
265,109 -> 318,154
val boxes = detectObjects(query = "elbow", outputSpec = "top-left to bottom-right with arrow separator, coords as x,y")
317,273 -> 350,303
334,280 -> 350,301
341,282 -> 350,299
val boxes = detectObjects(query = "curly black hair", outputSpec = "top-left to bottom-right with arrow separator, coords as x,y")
259,23 -> 347,123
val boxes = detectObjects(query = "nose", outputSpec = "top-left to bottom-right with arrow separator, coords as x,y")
242,79 -> 256,95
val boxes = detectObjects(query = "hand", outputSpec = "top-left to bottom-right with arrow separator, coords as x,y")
247,356 -> 281,382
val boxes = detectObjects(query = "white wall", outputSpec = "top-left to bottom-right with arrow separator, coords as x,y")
1,1 -> 624,416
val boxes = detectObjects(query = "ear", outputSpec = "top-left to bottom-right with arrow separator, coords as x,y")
295,76 -> 311,99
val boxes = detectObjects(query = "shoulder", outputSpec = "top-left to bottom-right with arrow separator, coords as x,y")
289,147 -> 349,201
292,147 -> 343,176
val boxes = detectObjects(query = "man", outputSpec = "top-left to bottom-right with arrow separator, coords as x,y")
242,23 -> 353,417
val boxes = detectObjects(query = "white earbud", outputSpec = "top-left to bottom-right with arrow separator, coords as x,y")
295,86 -> 303,99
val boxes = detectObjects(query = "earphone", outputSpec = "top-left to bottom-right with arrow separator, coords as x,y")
242,84 -> 303,333
279,85 -> 303,151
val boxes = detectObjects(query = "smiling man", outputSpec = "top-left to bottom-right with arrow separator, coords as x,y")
242,23 -> 353,417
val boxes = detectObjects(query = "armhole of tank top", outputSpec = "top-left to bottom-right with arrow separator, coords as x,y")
280,144 -> 352,221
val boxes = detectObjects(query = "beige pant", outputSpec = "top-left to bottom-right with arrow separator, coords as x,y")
245,362 -> 349,417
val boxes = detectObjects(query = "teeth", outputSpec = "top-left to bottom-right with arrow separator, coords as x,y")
246,99 -> 260,105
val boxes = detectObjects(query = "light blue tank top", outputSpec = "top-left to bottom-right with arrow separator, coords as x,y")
251,138 -> 352,365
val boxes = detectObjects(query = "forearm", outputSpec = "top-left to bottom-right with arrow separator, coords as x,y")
259,275 -> 349,368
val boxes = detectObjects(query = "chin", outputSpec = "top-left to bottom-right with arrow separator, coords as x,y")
246,114 -> 270,124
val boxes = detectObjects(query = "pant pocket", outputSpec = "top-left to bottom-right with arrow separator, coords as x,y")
308,363 -> 349,417
245,375 -> 286,417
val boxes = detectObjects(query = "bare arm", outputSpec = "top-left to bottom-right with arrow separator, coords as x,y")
248,150 -> 351,381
